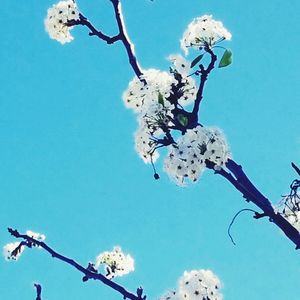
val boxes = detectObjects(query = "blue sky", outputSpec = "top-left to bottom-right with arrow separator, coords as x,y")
0,0 -> 300,299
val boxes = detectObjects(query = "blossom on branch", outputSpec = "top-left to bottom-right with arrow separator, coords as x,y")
123,68 -> 196,114
276,180 -> 300,231
26,230 -> 46,241
95,246 -> 134,279
3,242 -> 25,261
3,230 -> 46,261
181,15 -> 232,55
164,126 -> 230,186
178,270 -> 223,300
159,269 -> 223,300
123,69 -> 175,114
45,0 -> 80,44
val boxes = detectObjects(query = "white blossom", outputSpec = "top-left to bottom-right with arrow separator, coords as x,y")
168,55 -> 197,106
178,270 -> 223,300
123,68 -> 196,114
164,126 -> 230,186
123,69 -> 175,114
3,242 -> 24,261
181,15 -> 232,55
276,193 -> 300,231
26,230 -> 46,241
168,54 -> 192,77
159,290 -> 181,300
95,246 -> 134,279
45,0 -> 80,44
134,121 -> 161,164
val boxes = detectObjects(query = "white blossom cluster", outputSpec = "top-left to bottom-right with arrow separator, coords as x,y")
94,246 -> 134,279
123,58 -> 196,164
45,0 -> 80,44
181,15 -> 232,55
164,126 -> 230,186
159,269 -> 223,300
123,66 -> 195,114
26,230 -> 46,241
3,230 -> 46,261
3,242 -> 25,261
276,193 -> 300,231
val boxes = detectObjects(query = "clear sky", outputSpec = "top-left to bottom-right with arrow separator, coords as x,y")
0,0 -> 300,299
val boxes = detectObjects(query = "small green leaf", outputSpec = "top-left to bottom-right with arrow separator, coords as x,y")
177,114 -> 188,127
218,49 -> 232,68
158,92 -> 164,106
190,54 -> 204,68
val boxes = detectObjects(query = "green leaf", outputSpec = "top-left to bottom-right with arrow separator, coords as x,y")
158,92 -> 164,106
190,54 -> 204,68
218,49 -> 233,68
177,114 -> 188,127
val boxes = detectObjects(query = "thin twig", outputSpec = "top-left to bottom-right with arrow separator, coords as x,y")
206,159 -> 300,249
292,162 -> 300,177
228,209 -> 258,245
68,2 -> 145,82
34,283 -> 42,300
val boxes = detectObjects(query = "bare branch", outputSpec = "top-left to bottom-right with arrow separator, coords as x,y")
110,0 -> 145,82
68,2 -> 145,82
68,14 -> 120,44
292,162 -> 300,177
34,283 -> 42,300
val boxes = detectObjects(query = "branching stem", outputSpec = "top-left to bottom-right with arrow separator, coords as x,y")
8,228 -> 146,300
68,1 -> 145,82
206,159 -> 300,249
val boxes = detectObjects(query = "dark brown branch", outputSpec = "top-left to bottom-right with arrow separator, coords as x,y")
8,228 -> 146,300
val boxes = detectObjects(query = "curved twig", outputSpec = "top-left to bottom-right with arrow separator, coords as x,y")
227,208 -> 258,245
207,159 -> 300,249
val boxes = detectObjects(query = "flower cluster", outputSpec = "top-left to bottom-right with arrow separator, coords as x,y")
94,246 -> 134,279
276,181 -> 300,231
123,60 -> 197,164
164,126 -> 230,186
26,230 -> 46,241
45,0 -> 80,44
123,66 -> 195,114
159,269 -> 223,300
3,242 -> 25,261
181,15 -> 232,55
3,230 -> 46,261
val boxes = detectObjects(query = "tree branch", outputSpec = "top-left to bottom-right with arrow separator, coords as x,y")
292,162 -> 300,177
68,1 -> 145,82
34,283 -> 42,300
8,228 -> 146,300
207,159 -> 300,249
110,0 -> 145,81
191,48 -> 217,124
68,14 -> 120,44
